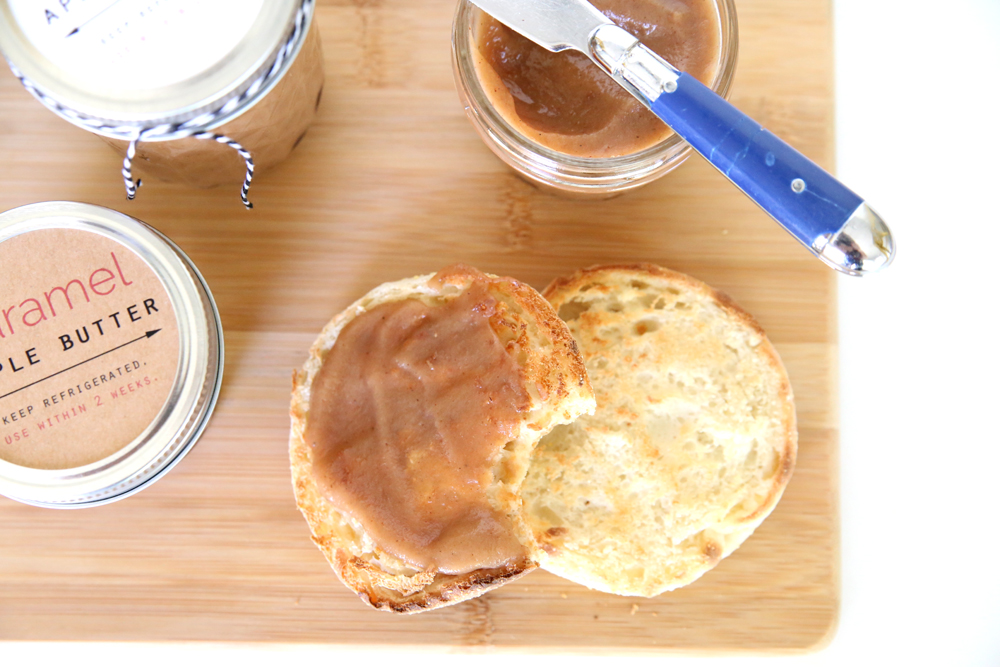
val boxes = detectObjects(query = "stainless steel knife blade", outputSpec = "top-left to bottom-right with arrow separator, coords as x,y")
465,0 -> 611,54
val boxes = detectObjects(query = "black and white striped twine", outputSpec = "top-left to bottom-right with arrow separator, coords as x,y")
122,132 -> 256,209
12,0 -> 313,210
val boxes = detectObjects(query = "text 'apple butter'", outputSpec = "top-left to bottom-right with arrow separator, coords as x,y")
305,276 -> 531,575
473,0 -> 722,157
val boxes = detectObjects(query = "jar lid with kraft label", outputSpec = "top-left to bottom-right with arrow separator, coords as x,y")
0,0 -> 310,139
0,201 -> 223,508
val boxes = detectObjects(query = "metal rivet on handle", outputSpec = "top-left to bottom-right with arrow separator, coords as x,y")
791,178 -> 806,193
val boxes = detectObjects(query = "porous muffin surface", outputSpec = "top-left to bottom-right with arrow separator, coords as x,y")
522,264 -> 796,597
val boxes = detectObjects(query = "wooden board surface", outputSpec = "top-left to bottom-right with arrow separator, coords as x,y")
0,0 -> 838,653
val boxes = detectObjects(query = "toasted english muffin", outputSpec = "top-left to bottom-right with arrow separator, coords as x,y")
290,264 -> 595,614
522,264 -> 796,597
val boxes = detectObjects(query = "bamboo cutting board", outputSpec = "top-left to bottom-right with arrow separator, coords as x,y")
0,0 -> 838,652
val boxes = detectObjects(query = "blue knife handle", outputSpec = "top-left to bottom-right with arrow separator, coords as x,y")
649,73 -> 862,248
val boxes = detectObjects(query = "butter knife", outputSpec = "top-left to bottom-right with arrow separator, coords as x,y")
466,0 -> 895,276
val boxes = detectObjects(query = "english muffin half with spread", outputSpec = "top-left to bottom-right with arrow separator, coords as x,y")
522,264 -> 797,597
290,264 -> 595,613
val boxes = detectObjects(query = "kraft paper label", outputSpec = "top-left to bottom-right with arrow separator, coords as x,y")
9,0 -> 265,92
0,228 -> 180,469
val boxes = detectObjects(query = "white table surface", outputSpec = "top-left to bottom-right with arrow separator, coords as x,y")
6,0 -> 1000,664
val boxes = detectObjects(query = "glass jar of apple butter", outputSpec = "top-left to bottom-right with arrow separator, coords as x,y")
452,0 -> 737,197
0,0 -> 324,207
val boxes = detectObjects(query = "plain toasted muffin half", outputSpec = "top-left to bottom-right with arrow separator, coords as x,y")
522,264 -> 797,597
290,264 -> 595,613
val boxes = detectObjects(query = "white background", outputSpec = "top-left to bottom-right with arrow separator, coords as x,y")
6,0 -> 1000,664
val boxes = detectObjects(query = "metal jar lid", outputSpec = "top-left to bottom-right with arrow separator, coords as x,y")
0,202 -> 223,508
0,0 -> 312,140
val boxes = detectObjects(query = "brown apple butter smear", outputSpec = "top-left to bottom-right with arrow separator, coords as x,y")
305,277 -> 531,575
473,0 -> 721,157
